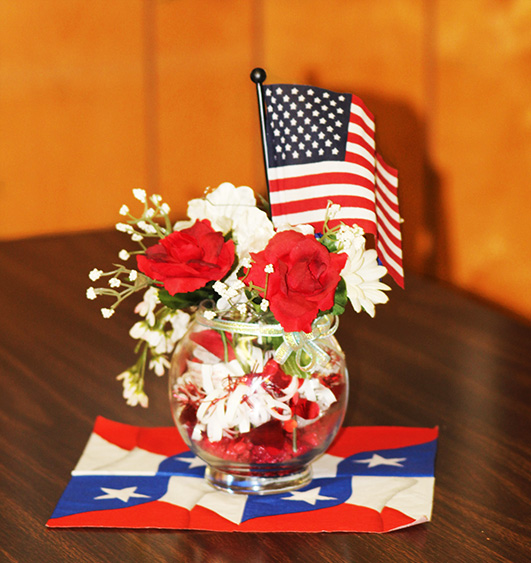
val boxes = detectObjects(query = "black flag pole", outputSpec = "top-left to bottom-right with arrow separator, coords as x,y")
250,68 -> 271,202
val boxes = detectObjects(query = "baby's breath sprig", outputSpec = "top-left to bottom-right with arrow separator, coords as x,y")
87,189 -> 175,318
87,264 -> 150,317
319,200 -> 365,253
115,189 -> 173,251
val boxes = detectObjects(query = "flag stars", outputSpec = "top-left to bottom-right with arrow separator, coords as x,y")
265,84 -> 349,165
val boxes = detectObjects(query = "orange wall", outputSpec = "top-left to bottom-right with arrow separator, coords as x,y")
1,1 -> 530,320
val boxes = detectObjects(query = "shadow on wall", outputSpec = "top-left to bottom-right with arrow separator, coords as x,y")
305,72 -> 448,282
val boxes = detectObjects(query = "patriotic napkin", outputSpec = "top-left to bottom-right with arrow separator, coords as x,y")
47,417 -> 437,532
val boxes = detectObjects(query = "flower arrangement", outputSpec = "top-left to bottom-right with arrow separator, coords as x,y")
87,182 -> 390,408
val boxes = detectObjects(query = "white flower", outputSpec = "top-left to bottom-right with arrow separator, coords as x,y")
213,281 -> 228,297
119,249 -> 130,261
101,308 -> 115,318
203,310 -> 216,320
89,268 -> 104,281
86,287 -> 98,300
276,223 -> 315,236
133,188 -> 147,203
134,287 -> 160,325
186,183 -> 275,261
137,220 -> 157,234
336,224 -> 365,251
146,208 -> 155,218
129,321 -> 149,340
166,310 -> 191,343
129,270 -> 138,282
341,244 -> 391,317
109,277 -> 121,288
149,355 -> 170,376
132,233 -> 143,242
241,257 -> 252,269
150,194 -> 162,205
215,272 -> 249,310
326,202 -> 341,219
260,299 -> 269,312
119,204 -> 129,216
160,203 -> 170,214
264,264 -> 274,274
115,222 -> 133,234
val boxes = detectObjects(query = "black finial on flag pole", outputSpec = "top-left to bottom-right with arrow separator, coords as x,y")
250,68 -> 270,197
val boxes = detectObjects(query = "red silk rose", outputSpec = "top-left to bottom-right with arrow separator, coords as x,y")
244,230 -> 347,332
137,219 -> 235,295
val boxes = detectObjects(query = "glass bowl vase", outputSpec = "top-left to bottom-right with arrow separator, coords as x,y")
168,302 -> 348,495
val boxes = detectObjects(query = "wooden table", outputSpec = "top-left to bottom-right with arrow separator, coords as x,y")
1,230 -> 529,562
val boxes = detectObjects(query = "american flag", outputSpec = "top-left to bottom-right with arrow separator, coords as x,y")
263,83 -> 404,287
47,417 -> 437,532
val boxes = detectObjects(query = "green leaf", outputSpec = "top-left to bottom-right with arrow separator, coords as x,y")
318,235 -> 338,253
323,278 -> 348,317
158,283 -> 214,310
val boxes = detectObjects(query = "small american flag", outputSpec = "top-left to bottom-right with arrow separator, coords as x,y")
263,83 -> 404,287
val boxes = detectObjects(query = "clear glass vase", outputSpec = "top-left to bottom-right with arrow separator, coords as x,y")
168,302 -> 348,495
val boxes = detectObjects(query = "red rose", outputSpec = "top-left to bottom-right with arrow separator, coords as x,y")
244,230 -> 347,332
137,219 -> 235,295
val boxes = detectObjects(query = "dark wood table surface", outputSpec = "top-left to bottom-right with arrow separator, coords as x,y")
1,230 -> 529,563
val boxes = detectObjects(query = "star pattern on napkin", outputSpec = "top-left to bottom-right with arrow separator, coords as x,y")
354,454 -> 407,468
282,486 -> 337,506
94,486 -> 151,503
174,455 -> 207,469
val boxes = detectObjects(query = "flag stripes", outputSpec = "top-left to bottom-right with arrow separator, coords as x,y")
375,154 -> 404,287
